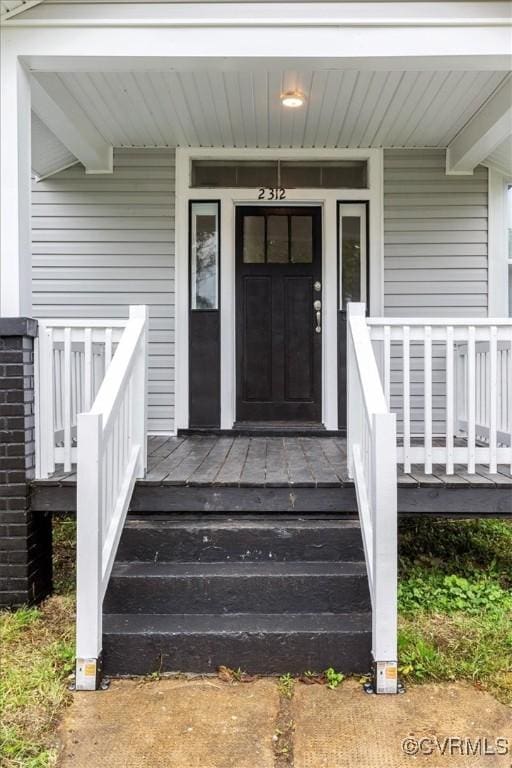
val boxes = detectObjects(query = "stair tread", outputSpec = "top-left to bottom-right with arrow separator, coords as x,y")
111,560 -> 367,577
124,517 -> 361,530
103,612 -> 371,634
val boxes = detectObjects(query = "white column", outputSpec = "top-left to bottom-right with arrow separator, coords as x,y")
174,148 -> 189,431
0,49 -> 32,317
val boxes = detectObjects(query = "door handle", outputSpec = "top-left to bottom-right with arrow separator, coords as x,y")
314,299 -> 321,334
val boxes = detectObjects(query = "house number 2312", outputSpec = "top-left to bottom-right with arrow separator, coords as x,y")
258,187 -> 286,200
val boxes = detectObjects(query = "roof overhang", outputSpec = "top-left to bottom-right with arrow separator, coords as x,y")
447,74 -> 512,174
2,2 -> 510,179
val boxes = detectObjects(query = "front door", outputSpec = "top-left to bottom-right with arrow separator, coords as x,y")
236,206 -> 322,423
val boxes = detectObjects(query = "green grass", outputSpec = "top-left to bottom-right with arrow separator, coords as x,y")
0,516 -> 76,768
398,518 -> 512,704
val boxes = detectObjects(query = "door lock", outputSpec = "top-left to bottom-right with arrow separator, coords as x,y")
313,299 -> 321,334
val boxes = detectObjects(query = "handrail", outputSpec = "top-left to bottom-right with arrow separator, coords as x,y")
347,314 -> 388,420
347,303 -> 398,694
75,305 -> 147,691
36,318 -> 128,328
89,318 -> 145,430
367,318 -> 512,326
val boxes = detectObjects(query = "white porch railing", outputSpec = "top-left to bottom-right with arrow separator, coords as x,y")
368,319 -> 512,475
456,339 -> 512,460
75,306 -> 147,690
347,303 -> 398,694
35,319 -> 128,478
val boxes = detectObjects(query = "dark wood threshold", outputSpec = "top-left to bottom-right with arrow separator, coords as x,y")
180,424 -> 343,437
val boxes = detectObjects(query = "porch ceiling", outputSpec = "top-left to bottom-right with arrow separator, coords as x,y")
31,111 -> 77,179
31,68 -> 508,154
485,135 -> 512,175
0,0 -> 43,17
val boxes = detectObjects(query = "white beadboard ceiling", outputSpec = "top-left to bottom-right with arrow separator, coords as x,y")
485,135 -> 512,175
0,0 -> 44,17
0,0 -> 27,14
31,111 -> 78,179
32,69 -> 508,151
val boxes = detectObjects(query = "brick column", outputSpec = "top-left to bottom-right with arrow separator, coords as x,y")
0,318 -> 52,608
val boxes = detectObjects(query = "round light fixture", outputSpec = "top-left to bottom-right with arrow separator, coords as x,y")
281,91 -> 305,108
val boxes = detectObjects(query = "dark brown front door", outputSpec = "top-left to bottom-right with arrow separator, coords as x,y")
236,206 -> 322,423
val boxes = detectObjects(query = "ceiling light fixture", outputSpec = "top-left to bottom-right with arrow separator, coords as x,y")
281,91 -> 305,108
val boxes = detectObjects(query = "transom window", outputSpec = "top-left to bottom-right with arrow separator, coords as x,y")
191,159 -> 367,189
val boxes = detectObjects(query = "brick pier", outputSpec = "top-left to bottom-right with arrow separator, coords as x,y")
0,318 -> 52,608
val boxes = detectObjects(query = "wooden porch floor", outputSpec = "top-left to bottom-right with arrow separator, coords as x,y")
37,434 -> 512,490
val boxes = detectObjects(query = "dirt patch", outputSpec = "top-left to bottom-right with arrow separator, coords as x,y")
273,687 -> 295,766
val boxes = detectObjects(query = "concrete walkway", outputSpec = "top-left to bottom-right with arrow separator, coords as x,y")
57,678 -> 511,768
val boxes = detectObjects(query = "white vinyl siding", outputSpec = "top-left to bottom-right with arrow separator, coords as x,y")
384,149 -> 488,317
383,149 -> 488,436
32,147 -> 175,433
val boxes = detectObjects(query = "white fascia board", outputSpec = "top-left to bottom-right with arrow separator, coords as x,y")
446,74 -> 512,175
30,73 -> 112,174
2,1 -> 512,26
2,21 -> 511,72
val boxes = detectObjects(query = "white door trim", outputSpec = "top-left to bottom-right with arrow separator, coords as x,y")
175,146 -> 384,433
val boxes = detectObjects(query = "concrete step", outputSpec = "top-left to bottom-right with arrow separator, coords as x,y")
103,560 -> 371,614
103,612 -> 372,675
116,516 -> 365,563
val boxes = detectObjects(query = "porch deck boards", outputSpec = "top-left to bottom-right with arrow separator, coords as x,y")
147,436 -> 349,488
38,435 -> 512,490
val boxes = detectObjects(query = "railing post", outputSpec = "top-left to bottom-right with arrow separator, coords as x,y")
35,324 -> 54,479
75,411 -> 103,691
34,332 -> 42,480
371,411 -> 398,694
347,302 -> 366,479
129,305 -> 148,477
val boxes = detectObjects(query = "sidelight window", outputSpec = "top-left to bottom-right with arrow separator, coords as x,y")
339,203 -> 368,310
190,201 -> 220,310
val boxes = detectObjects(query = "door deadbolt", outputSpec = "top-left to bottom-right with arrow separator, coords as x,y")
314,281 -> 322,292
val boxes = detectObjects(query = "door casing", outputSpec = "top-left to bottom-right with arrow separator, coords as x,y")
174,147 -> 384,434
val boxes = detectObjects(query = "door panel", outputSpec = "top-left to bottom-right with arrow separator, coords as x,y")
242,276 -> 272,401
236,206 -> 322,423
284,276 -> 314,401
